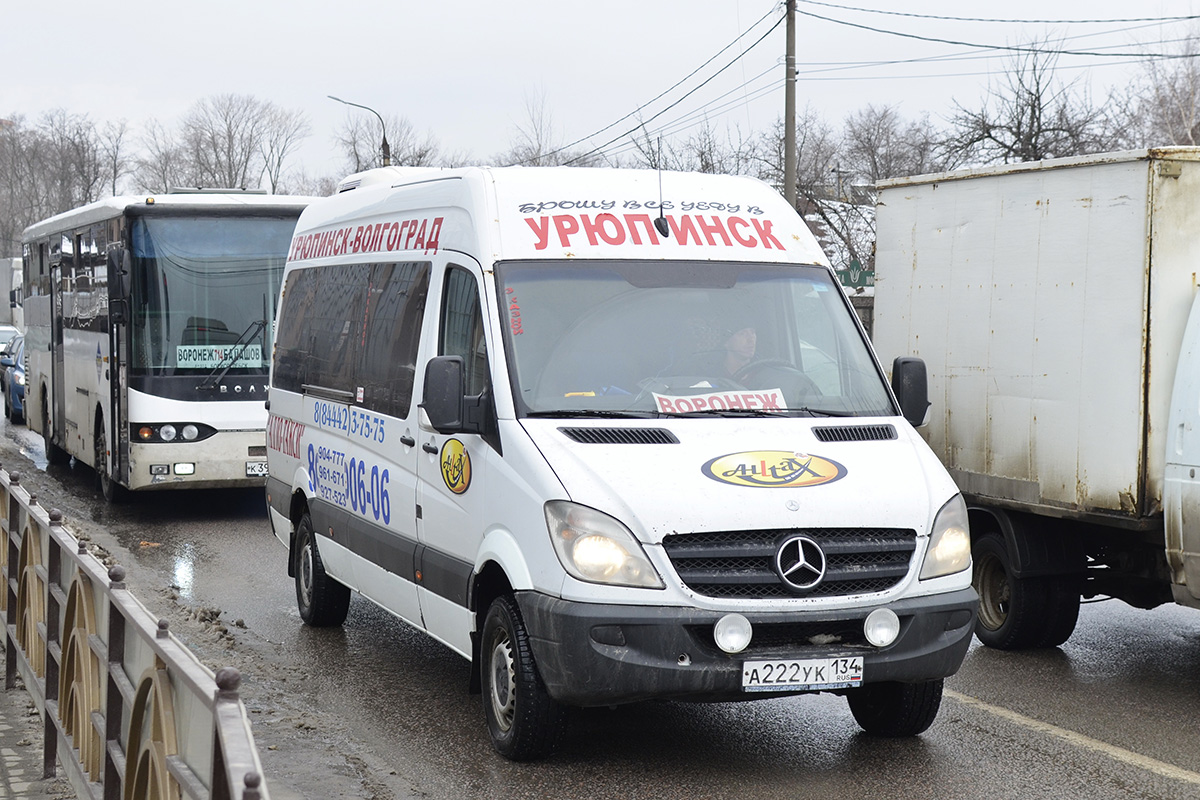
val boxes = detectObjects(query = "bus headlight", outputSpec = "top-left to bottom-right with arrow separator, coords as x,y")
545,501 -> 664,589
920,494 -> 971,579
159,424 -> 177,442
182,424 -> 199,441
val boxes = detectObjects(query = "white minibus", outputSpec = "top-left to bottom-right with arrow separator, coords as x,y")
266,166 -> 977,759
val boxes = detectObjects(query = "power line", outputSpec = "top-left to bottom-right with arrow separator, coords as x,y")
795,1 -> 1200,26
565,13 -> 787,165
516,4 -> 778,165
797,8 -> 1200,59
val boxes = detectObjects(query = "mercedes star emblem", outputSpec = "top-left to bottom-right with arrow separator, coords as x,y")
774,535 -> 827,592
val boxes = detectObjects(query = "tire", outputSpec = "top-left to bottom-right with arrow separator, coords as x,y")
95,420 -> 128,503
9,394 -> 22,424
973,533 -> 1053,649
480,594 -> 566,761
847,679 -> 943,737
1035,575 -> 1081,648
42,397 -> 69,466
294,511 -> 350,627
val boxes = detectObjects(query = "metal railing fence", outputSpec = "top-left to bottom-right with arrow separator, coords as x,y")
1,468 -> 270,800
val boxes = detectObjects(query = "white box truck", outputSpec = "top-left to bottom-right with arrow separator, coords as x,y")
873,147 -> 1200,650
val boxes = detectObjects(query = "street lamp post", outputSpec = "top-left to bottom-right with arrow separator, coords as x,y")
327,95 -> 391,167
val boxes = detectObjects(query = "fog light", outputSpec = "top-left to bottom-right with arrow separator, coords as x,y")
150,464 -> 169,475
182,424 -> 199,441
714,613 -> 753,654
173,463 -> 195,475
864,608 -> 901,648
160,424 -> 177,442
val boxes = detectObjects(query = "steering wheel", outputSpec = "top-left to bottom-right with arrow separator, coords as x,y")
733,359 -> 822,397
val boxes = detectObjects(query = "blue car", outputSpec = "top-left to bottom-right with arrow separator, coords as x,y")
4,337 -> 24,424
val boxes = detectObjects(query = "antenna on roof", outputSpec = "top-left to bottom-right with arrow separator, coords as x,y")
654,137 -> 670,238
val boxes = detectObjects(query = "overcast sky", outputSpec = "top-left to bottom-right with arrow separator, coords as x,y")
7,0 -> 1199,186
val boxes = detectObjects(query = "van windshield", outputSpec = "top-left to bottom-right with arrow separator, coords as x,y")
495,260 -> 894,418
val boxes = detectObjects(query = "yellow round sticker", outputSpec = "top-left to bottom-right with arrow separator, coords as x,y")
701,450 -> 846,488
440,439 -> 472,494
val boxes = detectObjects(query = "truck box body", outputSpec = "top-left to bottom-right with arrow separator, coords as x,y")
874,149 -> 1200,527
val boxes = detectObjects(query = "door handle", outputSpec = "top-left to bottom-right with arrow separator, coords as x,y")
422,442 -> 438,454
400,435 -> 416,447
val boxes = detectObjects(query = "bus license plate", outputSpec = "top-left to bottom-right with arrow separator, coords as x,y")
245,461 -> 269,477
742,657 -> 863,692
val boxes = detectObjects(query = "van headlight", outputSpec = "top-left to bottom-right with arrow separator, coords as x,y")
919,494 -> 971,579
544,501 -> 664,589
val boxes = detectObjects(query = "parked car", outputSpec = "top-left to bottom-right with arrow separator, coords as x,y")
5,337 -> 24,424
0,333 -> 21,398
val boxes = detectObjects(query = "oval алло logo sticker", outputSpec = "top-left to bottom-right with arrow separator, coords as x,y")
702,450 -> 846,488
440,438 -> 472,494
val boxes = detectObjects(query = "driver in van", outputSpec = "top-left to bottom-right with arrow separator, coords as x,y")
678,308 -> 760,380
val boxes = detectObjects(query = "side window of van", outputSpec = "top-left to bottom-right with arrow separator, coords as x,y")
274,262 -> 430,412
357,262 -> 430,417
440,266 -> 489,396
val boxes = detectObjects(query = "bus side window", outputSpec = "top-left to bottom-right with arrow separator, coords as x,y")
439,266 -> 489,396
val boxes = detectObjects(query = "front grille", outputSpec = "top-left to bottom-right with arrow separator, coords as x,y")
661,527 -> 917,599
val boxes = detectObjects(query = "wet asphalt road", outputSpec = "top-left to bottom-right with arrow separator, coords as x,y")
4,420 -> 1200,800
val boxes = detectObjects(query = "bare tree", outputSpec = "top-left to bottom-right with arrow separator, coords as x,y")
134,119 -> 191,193
259,105 -> 311,193
99,120 -> 132,196
334,112 -> 439,173
1124,31 -> 1200,146
943,44 -> 1121,165
180,94 -> 266,188
840,105 -> 953,182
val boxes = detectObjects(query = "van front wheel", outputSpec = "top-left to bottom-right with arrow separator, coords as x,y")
847,678 -> 943,737
294,511 -> 350,627
480,594 -> 566,760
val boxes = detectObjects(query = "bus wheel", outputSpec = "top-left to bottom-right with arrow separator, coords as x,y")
294,511 -> 350,627
42,398 -> 69,466
847,678 -> 943,737
94,420 -> 127,503
480,594 -> 566,761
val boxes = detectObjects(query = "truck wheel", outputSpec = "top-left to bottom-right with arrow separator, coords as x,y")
972,533 -> 1049,649
294,511 -> 350,627
480,594 -> 566,760
1036,577 -> 1081,648
847,679 -> 943,737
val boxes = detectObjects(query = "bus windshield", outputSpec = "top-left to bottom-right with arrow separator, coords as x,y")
496,260 -> 894,418
129,215 -> 296,375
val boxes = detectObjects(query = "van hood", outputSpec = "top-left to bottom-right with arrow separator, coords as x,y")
520,417 -> 952,544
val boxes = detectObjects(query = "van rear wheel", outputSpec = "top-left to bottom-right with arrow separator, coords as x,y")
294,511 -> 350,627
480,594 -> 566,760
847,679 -> 943,737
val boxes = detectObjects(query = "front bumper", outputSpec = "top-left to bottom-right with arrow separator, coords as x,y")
517,587 -> 978,707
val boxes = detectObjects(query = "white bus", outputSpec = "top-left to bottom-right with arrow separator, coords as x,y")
22,192 -> 312,500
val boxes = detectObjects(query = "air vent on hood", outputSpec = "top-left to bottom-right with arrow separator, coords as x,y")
812,424 -> 898,443
558,427 -> 680,445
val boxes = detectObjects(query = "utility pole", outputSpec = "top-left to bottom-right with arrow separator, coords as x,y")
783,0 -> 797,209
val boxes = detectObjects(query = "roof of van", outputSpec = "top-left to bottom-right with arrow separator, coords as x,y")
290,165 -> 828,267
22,192 -> 315,242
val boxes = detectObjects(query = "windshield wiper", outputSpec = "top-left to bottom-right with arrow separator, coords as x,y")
525,409 -> 660,419
196,320 -> 266,391
661,406 -> 857,418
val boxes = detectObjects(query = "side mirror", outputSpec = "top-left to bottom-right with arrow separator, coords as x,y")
421,356 -> 466,433
891,356 -> 931,427
107,248 -> 132,324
